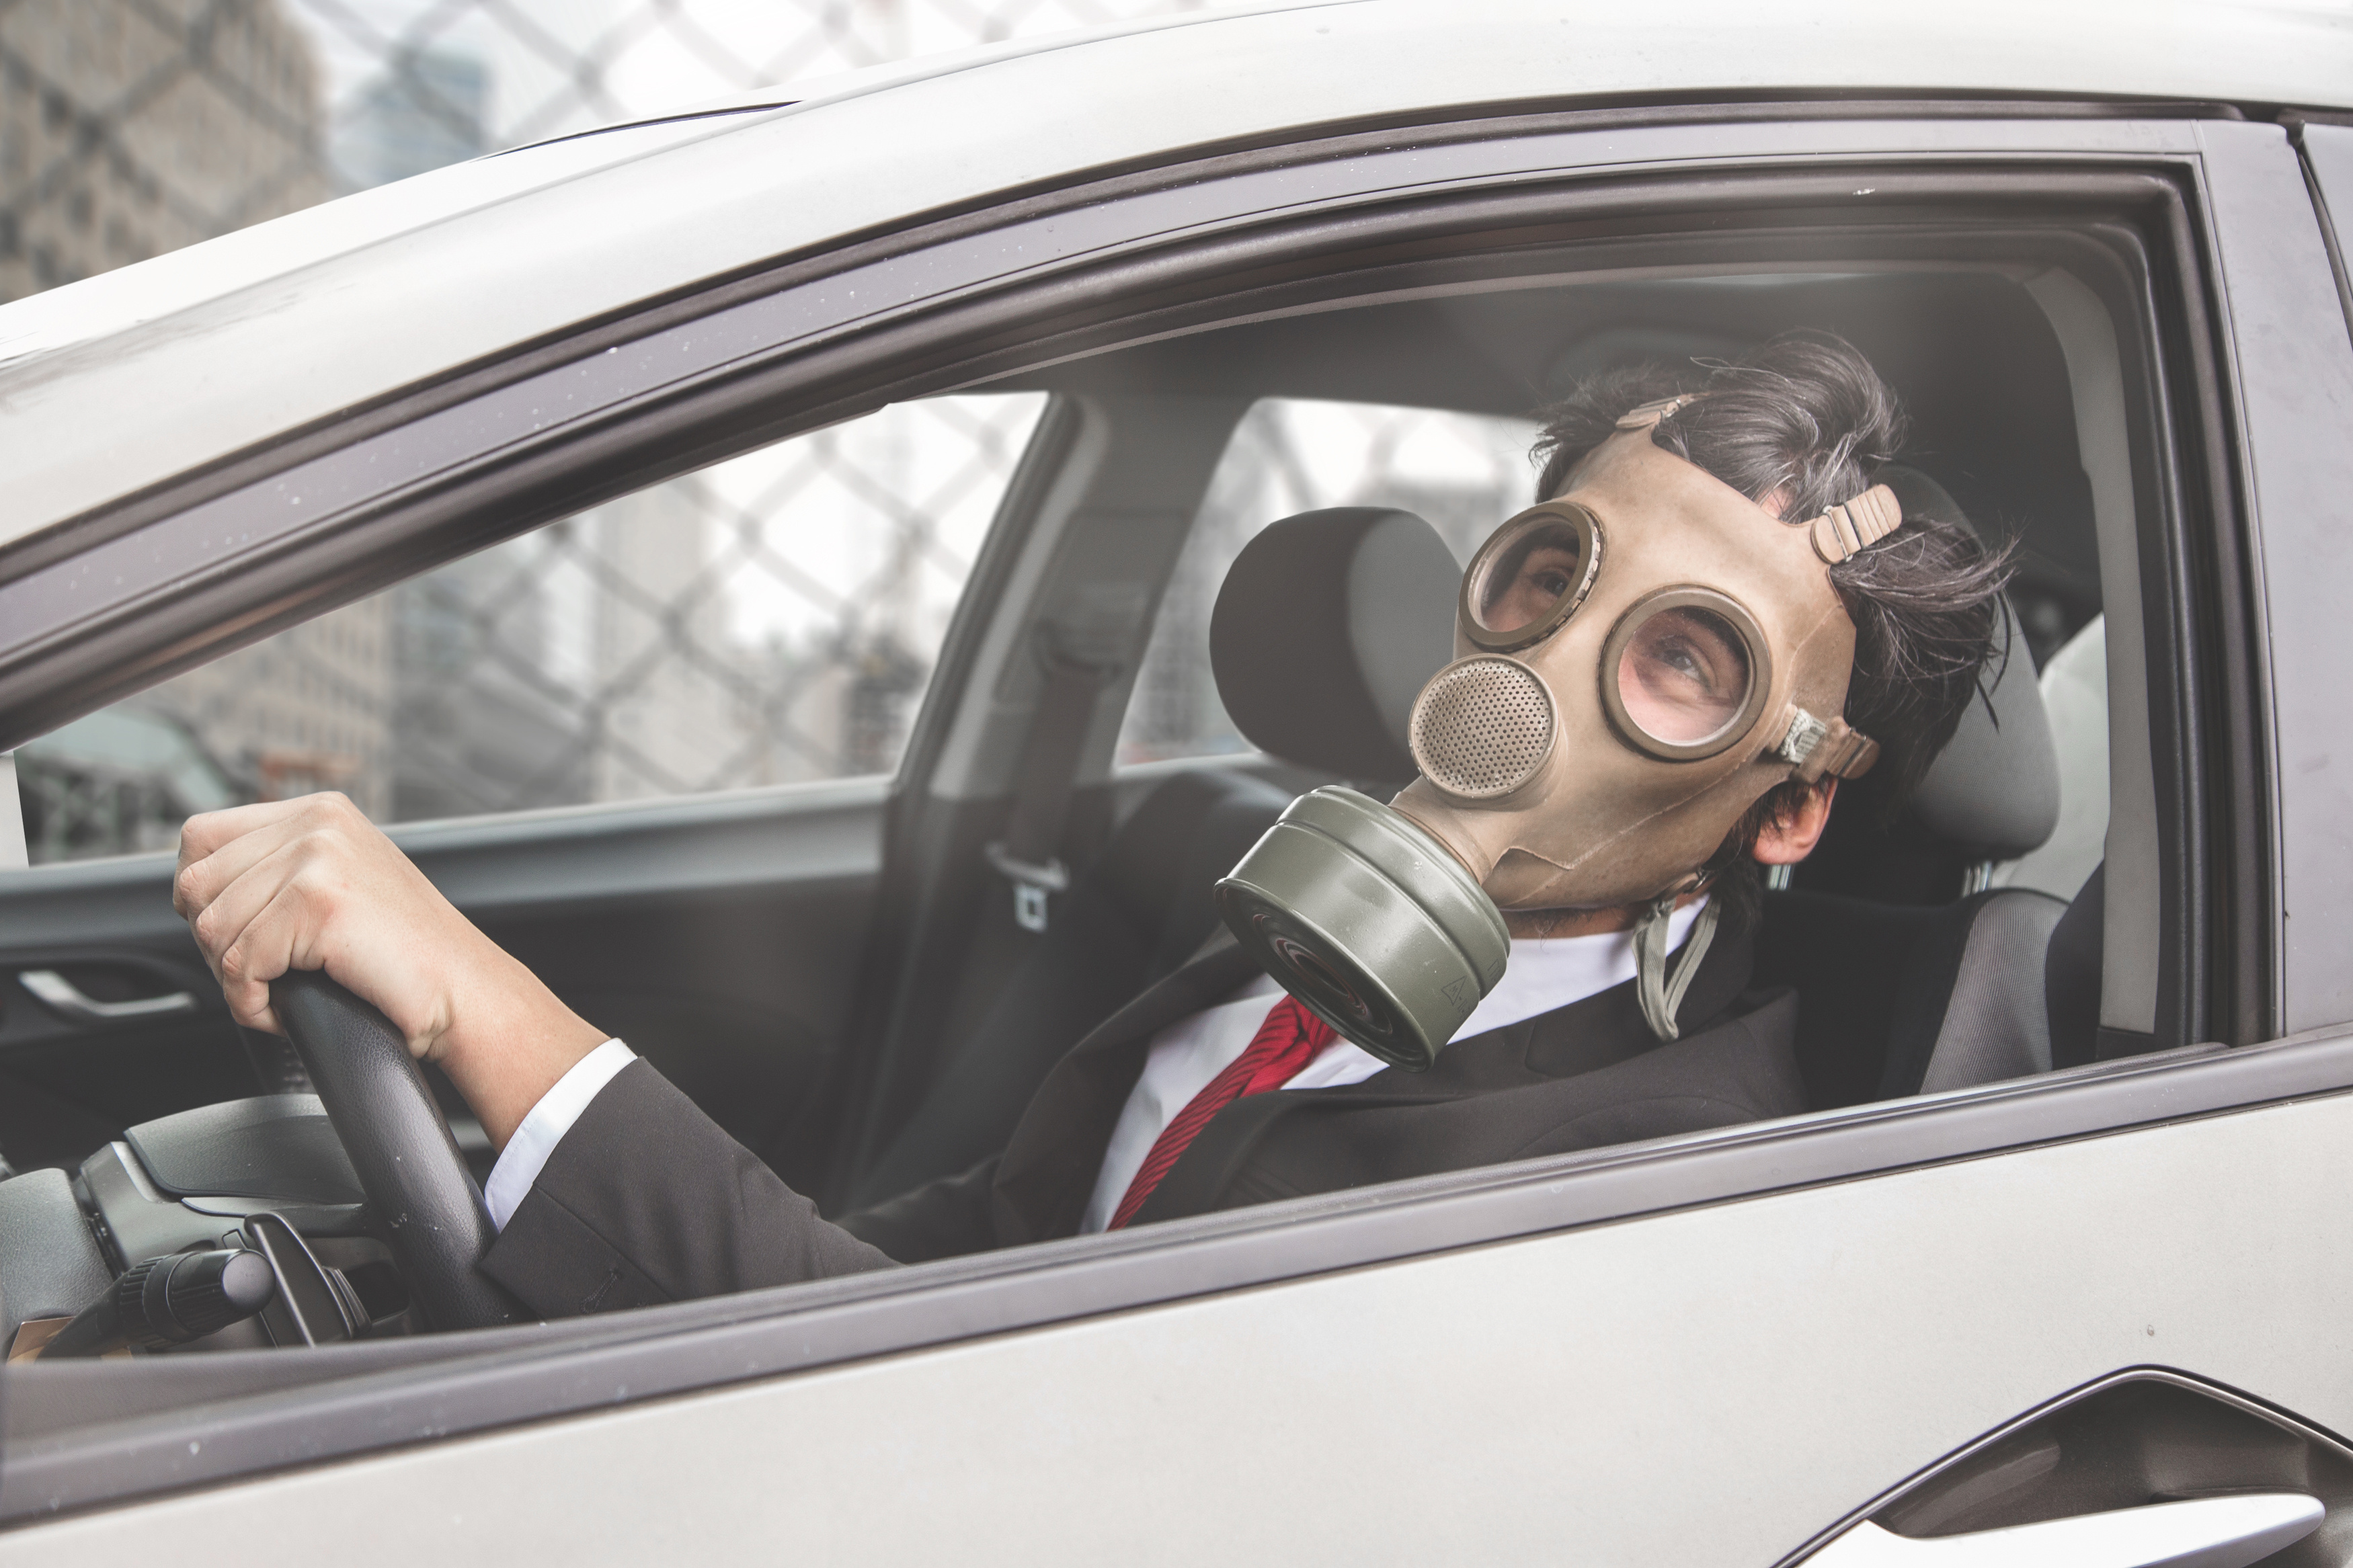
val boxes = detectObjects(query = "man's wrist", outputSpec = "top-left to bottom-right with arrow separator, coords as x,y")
431,951 -> 608,1151
483,1038 -> 637,1230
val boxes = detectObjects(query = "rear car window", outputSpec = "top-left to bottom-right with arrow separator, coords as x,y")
1117,397 -> 1540,767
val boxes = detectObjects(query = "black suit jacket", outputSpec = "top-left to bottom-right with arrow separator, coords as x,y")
483,925 -> 1802,1318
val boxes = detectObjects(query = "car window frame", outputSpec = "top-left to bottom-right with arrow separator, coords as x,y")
2198,120 -> 2353,1036
0,124 -> 2228,1052
0,106 -> 2319,1520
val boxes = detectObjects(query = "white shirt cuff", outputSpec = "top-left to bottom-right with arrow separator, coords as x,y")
483,1038 -> 637,1231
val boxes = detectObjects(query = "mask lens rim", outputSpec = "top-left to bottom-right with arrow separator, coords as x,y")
1599,587 -> 1773,761
1460,502 -> 1604,653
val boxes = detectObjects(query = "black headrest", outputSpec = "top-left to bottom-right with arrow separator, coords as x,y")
1209,507 -> 1458,780
1909,597 -> 2061,858
1880,466 -> 2062,860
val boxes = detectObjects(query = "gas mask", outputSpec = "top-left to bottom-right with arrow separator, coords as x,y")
1215,397 -> 1901,1071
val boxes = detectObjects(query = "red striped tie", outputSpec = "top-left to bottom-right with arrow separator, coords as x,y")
1107,994 -> 1337,1231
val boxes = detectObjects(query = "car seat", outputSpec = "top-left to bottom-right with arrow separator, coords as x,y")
2043,860 -> 2106,1069
842,507 -> 1455,1210
1999,613 -> 2108,901
1755,593 -> 2072,1106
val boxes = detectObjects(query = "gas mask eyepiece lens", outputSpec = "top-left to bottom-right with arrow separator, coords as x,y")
1462,503 -> 1602,652
1600,588 -> 1772,761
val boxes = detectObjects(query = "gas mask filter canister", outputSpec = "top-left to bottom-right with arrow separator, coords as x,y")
1217,398 -> 1901,1070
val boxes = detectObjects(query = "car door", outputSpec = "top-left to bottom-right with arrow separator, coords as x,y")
5,75 -> 2352,1568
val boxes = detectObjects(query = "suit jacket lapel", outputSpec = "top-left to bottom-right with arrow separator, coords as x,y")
1131,923 -> 1758,1225
989,938 -> 1261,1246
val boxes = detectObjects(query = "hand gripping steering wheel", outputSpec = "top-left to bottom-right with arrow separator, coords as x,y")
272,971 -> 520,1331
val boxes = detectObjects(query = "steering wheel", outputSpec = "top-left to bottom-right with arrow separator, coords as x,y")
272,971 -> 519,1331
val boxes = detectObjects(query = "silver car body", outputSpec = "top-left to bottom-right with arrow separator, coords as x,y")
5,3 -> 2353,1563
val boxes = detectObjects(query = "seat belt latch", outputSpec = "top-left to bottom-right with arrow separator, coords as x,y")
985,842 -> 1070,934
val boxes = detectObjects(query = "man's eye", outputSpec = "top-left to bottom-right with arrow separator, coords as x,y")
1617,606 -> 1751,745
1656,639 -> 1708,686
1532,570 -> 1570,597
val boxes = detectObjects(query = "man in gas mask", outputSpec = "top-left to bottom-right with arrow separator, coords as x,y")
172,335 -> 2009,1309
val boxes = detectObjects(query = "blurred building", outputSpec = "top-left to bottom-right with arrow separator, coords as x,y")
141,600 -> 397,817
3,0 -> 1219,860
0,0 -> 327,303
332,46 -> 487,191
390,538 -> 587,820
1,0 -> 398,836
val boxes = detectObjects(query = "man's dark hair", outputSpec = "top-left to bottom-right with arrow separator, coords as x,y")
1528,331 -> 2011,919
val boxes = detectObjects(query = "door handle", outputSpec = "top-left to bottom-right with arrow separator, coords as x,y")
1808,1491 -> 2323,1567
19,968 -> 199,1025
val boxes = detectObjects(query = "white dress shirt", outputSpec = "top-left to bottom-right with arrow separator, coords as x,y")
484,901 -> 1702,1235
483,1036 -> 637,1230
1076,899 -> 1704,1232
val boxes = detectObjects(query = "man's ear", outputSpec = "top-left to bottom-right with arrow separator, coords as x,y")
1752,778 -> 1838,865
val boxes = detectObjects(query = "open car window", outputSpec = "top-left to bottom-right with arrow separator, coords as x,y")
14,394 -> 1046,861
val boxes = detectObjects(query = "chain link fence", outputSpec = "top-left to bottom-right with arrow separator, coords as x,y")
0,0 -> 1240,292
4,0 -> 1550,862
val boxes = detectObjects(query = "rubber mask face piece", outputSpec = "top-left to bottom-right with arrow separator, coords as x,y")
1217,418 -> 1892,1071
1396,426 -> 1870,911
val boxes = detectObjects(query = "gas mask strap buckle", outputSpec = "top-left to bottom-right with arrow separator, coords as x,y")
1771,706 -> 1882,782
1802,484 -> 1904,563
1634,894 -> 1722,1043
1613,394 -> 1702,431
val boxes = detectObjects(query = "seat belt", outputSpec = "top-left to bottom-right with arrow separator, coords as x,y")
985,647 -> 1114,934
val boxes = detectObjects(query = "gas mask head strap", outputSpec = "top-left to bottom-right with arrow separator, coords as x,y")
1801,484 -> 1904,565
1614,394 -> 1701,431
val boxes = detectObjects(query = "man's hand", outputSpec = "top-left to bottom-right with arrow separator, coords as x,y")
175,794 -> 608,1147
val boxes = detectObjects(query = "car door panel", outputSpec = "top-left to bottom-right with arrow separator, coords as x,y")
2303,123 -> 2353,321
0,866 -> 251,1169
8,1071 -> 2352,1566
7,1024 -> 2346,1530
0,780 -> 883,1182
1795,1370 -> 2353,1564
0,950 -> 241,1174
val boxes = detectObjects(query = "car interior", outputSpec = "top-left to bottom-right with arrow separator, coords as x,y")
0,261 -> 2130,1362
837,270 -> 2112,1210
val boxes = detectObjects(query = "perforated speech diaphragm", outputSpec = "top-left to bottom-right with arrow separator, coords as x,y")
1408,656 -> 1554,800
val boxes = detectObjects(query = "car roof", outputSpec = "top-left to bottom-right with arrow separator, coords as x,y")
1,0 -> 2344,551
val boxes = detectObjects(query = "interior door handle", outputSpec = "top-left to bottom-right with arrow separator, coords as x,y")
19,969 -> 199,1025
1808,1491 -> 2323,1567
